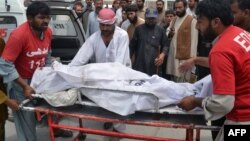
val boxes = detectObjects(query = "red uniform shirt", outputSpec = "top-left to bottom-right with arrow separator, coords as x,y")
209,25 -> 250,121
2,22 -> 52,79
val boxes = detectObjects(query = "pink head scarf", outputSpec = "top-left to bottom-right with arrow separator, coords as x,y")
97,8 -> 116,25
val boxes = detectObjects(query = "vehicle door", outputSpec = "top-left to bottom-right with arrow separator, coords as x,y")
47,1 -> 86,64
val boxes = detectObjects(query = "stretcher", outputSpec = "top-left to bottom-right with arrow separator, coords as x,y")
20,88 -> 220,141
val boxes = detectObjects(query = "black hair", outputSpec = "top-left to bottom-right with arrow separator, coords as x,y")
238,0 -> 250,10
156,0 -> 165,5
73,1 -> 84,10
136,0 -> 145,3
196,0 -> 234,26
174,0 -> 187,8
125,4 -> 138,13
165,9 -> 176,16
26,1 -> 50,18
120,0 -> 129,2
229,0 -> 236,3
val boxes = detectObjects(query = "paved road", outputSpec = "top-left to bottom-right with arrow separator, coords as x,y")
6,117 -> 213,141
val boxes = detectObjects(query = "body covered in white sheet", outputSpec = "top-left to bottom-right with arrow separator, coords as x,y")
31,62 -> 212,115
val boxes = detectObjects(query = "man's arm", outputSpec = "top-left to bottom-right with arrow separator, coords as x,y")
177,96 -> 203,111
4,98 -> 19,111
68,38 -> 94,66
178,94 -> 234,120
0,90 -> 8,104
155,28 -> 169,67
193,56 -> 209,67
202,94 -> 234,120
1,91 -> 19,111
0,58 -> 34,100
179,56 -> 209,73
15,77 -> 35,100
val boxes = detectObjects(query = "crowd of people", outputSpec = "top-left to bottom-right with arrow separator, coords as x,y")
0,0 -> 250,141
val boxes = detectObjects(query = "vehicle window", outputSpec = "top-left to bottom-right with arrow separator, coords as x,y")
49,15 -> 77,36
0,16 -> 17,42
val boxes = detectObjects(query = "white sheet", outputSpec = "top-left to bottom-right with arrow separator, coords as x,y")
31,61 -> 212,115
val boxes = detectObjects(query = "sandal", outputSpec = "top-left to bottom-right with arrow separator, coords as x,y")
54,129 -> 73,138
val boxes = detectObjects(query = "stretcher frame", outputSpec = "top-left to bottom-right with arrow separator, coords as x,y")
20,88 -> 220,141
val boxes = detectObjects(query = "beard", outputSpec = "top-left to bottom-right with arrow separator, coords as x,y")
233,16 -> 245,29
201,24 -> 217,42
31,23 -> 48,32
129,16 -> 137,24
145,20 -> 156,28
95,6 -> 102,14
137,4 -> 143,10
157,7 -> 163,13
176,10 -> 186,17
101,26 -> 115,36
77,12 -> 83,17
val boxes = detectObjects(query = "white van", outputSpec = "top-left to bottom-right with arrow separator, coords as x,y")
0,0 -> 26,42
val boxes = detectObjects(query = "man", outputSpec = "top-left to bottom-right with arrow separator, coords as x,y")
0,2 -> 72,140
86,0 -> 103,37
82,0 -> 94,32
156,0 -> 165,27
126,4 -> 145,40
69,8 -> 131,134
69,8 -> 131,68
0,37 -> 19,141
73,1 -> 84,27
119,7 -> 129,28
166,0 -> 198,82
186,0 -> 199,18
179,0 -> 250,72
178,0 -> 250,141
0,2 -> 52,141
130,8 -> 168,76
164,9 -> 175,33
179,0 -> 250,140
0,89 -> 19,141
136,0 -> 146,19
128,0 -> 133,5
112,0 -> 120,13
162,9 -> 175,79
116,0 -> 129,26
230,0 -> 250,32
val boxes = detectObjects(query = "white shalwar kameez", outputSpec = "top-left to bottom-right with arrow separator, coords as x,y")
69,26 -> 131,67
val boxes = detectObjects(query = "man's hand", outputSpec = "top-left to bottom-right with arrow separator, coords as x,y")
179,57 -> 195,73
155,53 -> 165,67
15,77 -> 35,100
168,27 -> 175,38
177,96 -> 198,111
23,85 -> 35,100
4,99 -> 20,111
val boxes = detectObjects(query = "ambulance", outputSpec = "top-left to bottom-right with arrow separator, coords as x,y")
0,0 -> 26,42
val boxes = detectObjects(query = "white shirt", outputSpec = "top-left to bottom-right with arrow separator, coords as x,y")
69,26 -> 131,67
186,8 -> 196,18
115,8 -> 123,26
121,19 -> 130,31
